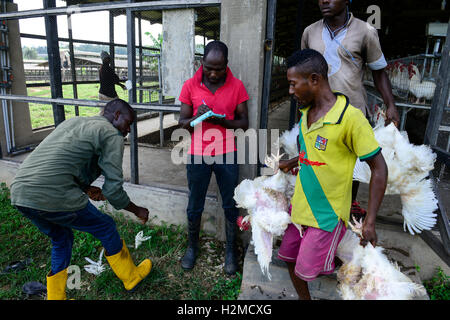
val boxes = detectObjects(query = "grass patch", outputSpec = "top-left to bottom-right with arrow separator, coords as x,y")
0,183 -> 243,300
423,267 -> 450,300
27,83 -> 127,129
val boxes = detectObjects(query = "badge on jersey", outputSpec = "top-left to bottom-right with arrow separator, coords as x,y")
315,135 -> 328,151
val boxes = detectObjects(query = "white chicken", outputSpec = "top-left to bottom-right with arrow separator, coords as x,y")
408,63 -> 436,104
353,113 -> 438,234
234,143 -> 296,279
389,61 -> 410,95
335,219 -> 427,300
279,123 -> 301,159
235,123 -> 328,279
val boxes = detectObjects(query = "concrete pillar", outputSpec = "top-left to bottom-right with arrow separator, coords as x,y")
161,9 -> 196,102
219,0 -> 267,242
0,2 -> 52,157
220,0 -> 267,181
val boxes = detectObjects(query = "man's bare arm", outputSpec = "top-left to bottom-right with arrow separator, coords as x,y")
372,68 -> 400,127
361,152 -> 388,247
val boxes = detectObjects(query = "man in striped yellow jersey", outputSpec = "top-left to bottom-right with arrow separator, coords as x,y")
278,49 -> 388,300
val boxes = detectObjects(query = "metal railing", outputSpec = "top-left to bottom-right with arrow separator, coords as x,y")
0,94 -> 180,112
366,89 -> 450,131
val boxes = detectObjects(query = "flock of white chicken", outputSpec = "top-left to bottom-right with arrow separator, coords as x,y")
386,61 -> 436,104
234,114 -> 436,300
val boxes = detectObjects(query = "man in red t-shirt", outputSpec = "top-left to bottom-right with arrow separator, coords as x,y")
178,40 -> 249,275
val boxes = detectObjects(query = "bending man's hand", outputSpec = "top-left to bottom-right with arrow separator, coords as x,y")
85,186 -> 106,201
125,201 -> 149,225
134,206 -> 149,225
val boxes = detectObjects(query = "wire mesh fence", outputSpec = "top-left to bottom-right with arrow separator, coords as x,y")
386,54 -> 439,104
364,53 -> 440,106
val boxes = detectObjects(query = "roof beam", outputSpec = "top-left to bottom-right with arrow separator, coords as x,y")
0,0 -> 221,20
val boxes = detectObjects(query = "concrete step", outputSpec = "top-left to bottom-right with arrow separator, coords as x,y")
134,112 -> 179,143
238,244 -> 341,300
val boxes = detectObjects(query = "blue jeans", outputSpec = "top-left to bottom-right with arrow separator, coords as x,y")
16,202 -> 122,275
186,152 -> 239,223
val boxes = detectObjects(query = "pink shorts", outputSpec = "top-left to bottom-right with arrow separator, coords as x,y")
277,208 -> 347,282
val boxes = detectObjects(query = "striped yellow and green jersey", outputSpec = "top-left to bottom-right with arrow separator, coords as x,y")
290,93 -> 381,232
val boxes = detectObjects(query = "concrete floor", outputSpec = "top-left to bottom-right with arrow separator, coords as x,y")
121,144 -> 217,195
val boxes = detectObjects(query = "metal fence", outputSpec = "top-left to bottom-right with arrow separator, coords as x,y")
364,53 -> 440,106
387,54 -> 439,104
14,1 -> 220,125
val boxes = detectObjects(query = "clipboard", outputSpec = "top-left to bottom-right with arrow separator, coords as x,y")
190,110 -> 226,127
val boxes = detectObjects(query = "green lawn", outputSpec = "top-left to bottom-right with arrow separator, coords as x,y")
27,83 -> 127,129
0,183 -> 242,300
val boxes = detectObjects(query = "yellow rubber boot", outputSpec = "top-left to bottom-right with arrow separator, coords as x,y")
105,240 -> 152,291
46,268 -> 68,300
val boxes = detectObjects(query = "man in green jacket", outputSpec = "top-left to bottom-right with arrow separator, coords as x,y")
10,99 -> 151,300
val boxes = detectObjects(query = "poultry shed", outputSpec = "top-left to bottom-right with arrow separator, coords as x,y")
391,56 -> 437,104
364,22 -> 445,106
364,54 -> 439,105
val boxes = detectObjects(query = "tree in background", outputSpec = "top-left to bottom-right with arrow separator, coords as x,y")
144,32 -> 163,72
145,32 -> 163,51
23,46 -> 38,60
